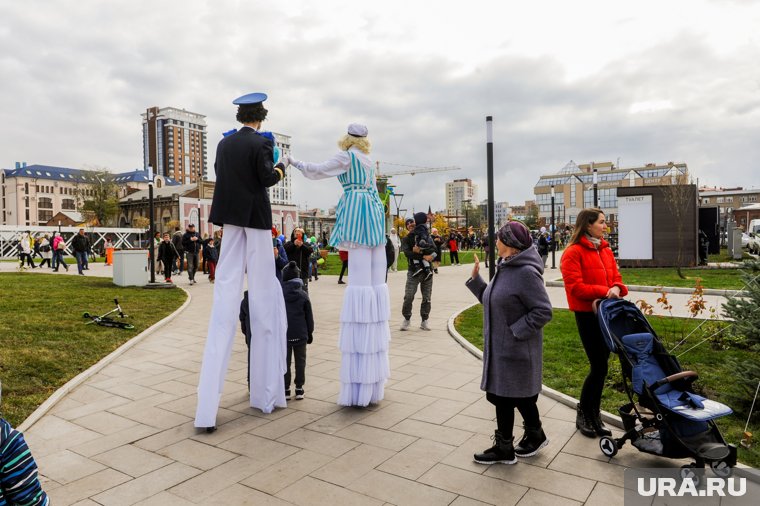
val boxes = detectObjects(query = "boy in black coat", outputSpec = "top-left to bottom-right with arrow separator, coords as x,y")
158,233 -> 178,283
280,261 -> 314,400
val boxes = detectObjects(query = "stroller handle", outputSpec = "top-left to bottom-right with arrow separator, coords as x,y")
653,370 -> 698,389
592,298 -> 606,314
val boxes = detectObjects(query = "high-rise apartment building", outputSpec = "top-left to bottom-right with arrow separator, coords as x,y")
445,178 -> 478,217
142,107 -> 207,184
269,132 -> 293,205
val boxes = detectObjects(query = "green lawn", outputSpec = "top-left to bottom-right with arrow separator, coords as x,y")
0,273 -> 187,426
618,268 -> 744,290
316,249 -> 484,276
455,304 -> 759,467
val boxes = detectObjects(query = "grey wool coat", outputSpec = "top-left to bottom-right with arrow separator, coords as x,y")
466,246 -> 553,398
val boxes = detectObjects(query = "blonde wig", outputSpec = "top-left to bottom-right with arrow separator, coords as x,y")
337,134 -> 371,154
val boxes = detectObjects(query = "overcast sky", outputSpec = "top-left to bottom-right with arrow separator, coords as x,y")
2,0 -> 759,214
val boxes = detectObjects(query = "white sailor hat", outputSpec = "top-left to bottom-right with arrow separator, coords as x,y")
233,92 -> 268,105
347,123 -> 368,137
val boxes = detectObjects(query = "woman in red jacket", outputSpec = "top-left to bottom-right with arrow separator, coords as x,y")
560,208 -> 628,438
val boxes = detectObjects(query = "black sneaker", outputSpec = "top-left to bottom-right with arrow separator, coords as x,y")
473,431 -> 516,465
514,425 -> 549,458
295,388 -> 304,400
576,404 -> 596,438
285,390 -> 292,400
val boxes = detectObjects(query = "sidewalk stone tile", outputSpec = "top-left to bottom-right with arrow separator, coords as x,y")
303,406 -> 371,435
377,438 -> 456,480
38,450 -> 105,485
189,411 -> 271,445
440,434 -> 492,475
252,410 -> 322,439
133,423 -> 198,452
92,462 -> 201,506
444,413 -> 497,435
205,483 -> 295,505
169,455 -> 265,502
547,452 -> 625,487
242,449 -> 333,494
276,475 -> 384,506
410,398 -> 470,424
334,423 -> 417,451
460,398 -> 498,420
515,488 -> 582,506
133,491 -> 197,505
284,397 -> 343,416
435,371 -> 481,390
559,431 -> 611,462
348,469 -> 457,506
276,428 -> 359,457
47,469 -> 131,506
419,463 -> 528,505
359,402 -> 425,429
72,411 -> 140,435
92,444 -> 173,478
99,382 -> 163,401
449,497 -> 493,506
311,444 -> 395,487
584,481 -> 625,506
157,438 -> 237,470
54,394 -> 132,421
389,418 -> 473,445
115,405 -> 193,430
217,433 -> 300,464
484,458 -> 595,502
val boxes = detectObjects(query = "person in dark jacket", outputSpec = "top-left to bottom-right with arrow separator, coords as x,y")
466,221 -> 553,465
273,227 -> 288,281
283,228 -> 312,292
182,224 -> 203,284
171,227 -> 184,274
280,261 -> 314,400
400,218 -> 435,331
195,92 -> 289,428
71,228 -> 89,275
205,238 -> 219,282
337,249 -> 348,284
158,233 -> 178,283
537,228 -> 550,267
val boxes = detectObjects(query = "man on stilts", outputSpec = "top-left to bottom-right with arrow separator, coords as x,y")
195,92 -> 289,431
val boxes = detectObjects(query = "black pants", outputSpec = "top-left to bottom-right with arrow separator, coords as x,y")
186,252 -> 199,281
284,343 -> 307,389
338,260 -> 348,282
19,253 -> 35,267
450,251 -> 459,264
574,311 -> 610,414
39,258 -> 51,268
486,392 -> 540,439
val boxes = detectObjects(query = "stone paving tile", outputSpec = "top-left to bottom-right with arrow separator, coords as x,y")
132,491 -> 197,505
449,496 -> 493,506
91,443 -> 174,478
251,410 -> 323,439
217,433 -> 301,464
157,438 -> 238,471
389,418 -> 474,446
484,458 -> 596,502
439,434 -> 491,475
303,405 -> 372,435
47,469 -> 132,506
91,462 -> 201,506
515,488 -> 583,506
276,475 -> 384,506
207,483 -> 295,505
37,450 -> 105,485
377,437 -> 456,480
276,428 -> 359,458
333,422 -> 417,452
53,394 -> 133,421
71,411 -> 140,436
419,463 -> 528,505
358,401 -> 426,429
311,443 -> 395,487
443,413 -> 498,436
241,449 -> 332,495
283,396 -> 343,416
348,469 -> 458,506
584,481 -> 625,506
133,422 -> 198,452
188,410 -> 271,446
547,452 -> 625,487
558,431 -> 612,463
169,455 -> 266,502
409,398 -> 470,425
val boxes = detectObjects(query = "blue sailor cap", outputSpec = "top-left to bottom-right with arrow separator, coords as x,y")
232,92 -> 268,105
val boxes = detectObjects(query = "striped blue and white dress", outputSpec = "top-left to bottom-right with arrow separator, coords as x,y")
294,147 -> 390,406
0,419 -> 49,505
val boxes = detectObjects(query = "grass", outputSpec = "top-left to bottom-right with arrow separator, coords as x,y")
709,248 -> 754,263
455,304 -> 760,468
0,272 -> 187,426
618,268 -> 745,290
316,249 -> 483,276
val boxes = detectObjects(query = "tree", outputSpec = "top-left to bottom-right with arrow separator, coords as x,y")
723,259 -> 760,349
432,213 -> 449,235
660,174 -> 696,279
132,216 -> 150,230
76,169 -> 120,226
524,204 -> 540,230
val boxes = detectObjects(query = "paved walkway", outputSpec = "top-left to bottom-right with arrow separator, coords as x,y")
13,260 -> 717,505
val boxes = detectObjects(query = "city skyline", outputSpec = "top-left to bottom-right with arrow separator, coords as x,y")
2,0 -> 759,215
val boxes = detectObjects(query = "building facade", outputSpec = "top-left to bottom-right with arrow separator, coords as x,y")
142,106 -> 208,184
1,163 -> 178,227
698,187 -> 760,231
534,160 -> 689,229
445,178 -> 478,218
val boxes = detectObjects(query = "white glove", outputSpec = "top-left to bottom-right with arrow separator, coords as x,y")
278,155 -> 290,168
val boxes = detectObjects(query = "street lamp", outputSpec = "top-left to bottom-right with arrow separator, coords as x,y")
486,116 -> 495,279
550,186 -> 556,269
462,199 -> 471,234
592,168 -> 598,208
392,192 -> 405,238
148,166 -> 156,283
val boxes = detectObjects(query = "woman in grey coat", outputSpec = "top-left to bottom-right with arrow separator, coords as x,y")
466,221 -> 553,465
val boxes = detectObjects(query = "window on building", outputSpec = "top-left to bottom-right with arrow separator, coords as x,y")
717,197 -> 725,203
38,197 -> 53,209
570,183 -> 576,207
25,209 -> 30,220
38,210 -> 53,223
62,198 -> 76,210
25,182 -> 29,194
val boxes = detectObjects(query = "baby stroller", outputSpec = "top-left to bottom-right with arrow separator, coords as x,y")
593,298 -> 737,478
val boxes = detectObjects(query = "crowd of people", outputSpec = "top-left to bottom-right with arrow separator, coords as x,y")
14,229 -> 108,274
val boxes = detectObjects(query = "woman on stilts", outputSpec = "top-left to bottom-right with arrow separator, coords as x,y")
284,123 -> 390,406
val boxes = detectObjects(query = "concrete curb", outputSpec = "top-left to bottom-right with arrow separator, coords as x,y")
447,303 -> 624,430
18,287 -> 192,432
545,280 -> 746,298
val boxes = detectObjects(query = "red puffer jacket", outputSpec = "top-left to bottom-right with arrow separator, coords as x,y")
560,236 -> 628,312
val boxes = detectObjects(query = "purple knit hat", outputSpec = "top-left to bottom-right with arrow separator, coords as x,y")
496,221 -> 531,251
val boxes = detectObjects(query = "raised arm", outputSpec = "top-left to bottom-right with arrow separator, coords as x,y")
290,151 -> 351,180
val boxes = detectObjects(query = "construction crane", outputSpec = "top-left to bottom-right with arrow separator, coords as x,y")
375,161 -> 461,178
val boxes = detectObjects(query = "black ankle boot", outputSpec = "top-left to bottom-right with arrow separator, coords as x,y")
514,423 -> 549,458
576,404 -> 596,438
591,410 -> 612,437
474,430 -> 517,465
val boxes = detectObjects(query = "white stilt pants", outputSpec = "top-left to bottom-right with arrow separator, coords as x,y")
195,225 -> 287,428
337,245 -> 391,406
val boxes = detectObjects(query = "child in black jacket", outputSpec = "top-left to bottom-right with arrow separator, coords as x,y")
280,261 -> 314,400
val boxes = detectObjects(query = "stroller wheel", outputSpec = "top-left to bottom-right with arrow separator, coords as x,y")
82,312 -> 91,318
600,436 -> 618,457
680,465 -> 702,487
710,460 -> 732,478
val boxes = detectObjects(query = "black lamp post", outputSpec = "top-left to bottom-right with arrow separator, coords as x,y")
392,192 -> 405,238
551,185 -> 556,269
148,167 -> 156,284
592,168 -> 598,208
486,116 -> 495,279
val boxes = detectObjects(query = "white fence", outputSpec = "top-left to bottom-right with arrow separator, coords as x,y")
0,225 -> 148,258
